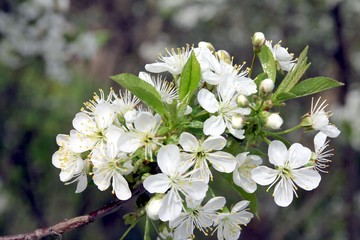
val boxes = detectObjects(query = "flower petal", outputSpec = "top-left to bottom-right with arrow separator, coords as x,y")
203,115 -> 226,136
179,132 -> 199,152
181,179 -> 208,201
72,112 -> 97,135
203,135 -> 227,151
314,132 -> 327,152
143,174 -> 170,193
273,178 -> 294,207
207,152 -> 237,173
197,89 -> 219,113
231,200 -> 250,213
134,112 -> 157,133
288,143 -> 311,169
293,168 -> 321,191
157,145 -> 180,176
268,140 -> 288,166
159,189 -> 182,221
94,102 -> 115,130
251,166 -> 278,186
113,173 -> 132,200
118,132 -> 141,153
320,124 -> 341,138
202,196 -> 226,212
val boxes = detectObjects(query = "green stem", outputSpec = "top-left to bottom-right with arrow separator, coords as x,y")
248,53 -> 256,78
269,124 -> 302,135
192,110 -> 208,119
263,136 -> 271,145
119,218 -> 142,240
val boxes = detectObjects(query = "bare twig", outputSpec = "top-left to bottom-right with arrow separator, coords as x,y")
0,184 -> 145,240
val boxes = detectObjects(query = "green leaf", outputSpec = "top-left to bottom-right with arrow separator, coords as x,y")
254,72 -> 268,87
276,77 -> 344,101
111,73 -> 167,118
274,46 -> 310,99
257,45 -> 276,81
179,51 -> 201,102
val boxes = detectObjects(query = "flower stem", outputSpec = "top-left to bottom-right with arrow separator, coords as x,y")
269,124 -> 302,135
248,53 -> 256,78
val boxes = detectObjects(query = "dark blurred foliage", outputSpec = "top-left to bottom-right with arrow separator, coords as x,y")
0,0 -> 359,239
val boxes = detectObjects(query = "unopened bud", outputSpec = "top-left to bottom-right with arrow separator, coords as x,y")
198,41 -> 216,52
145,195 -> 164,220
252,32 -> 266,49
216,50 -> 232,64
265,113 -> 283,129
260,78 -> 275,96
236,95 -> 249,108
231,115 -> 245,129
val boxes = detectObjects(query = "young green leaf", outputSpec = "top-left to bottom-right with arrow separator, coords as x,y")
257,45 -> 276,81
178,51 -> 201,102
111,73 -> 167,119
276,77 -> 344,101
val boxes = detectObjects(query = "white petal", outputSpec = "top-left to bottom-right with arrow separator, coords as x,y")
179,132 -> 199,152
134,112 -> 157,133
227,124 -> 245,139
235,152 -> 248,166
52,151 -> 62,168
233,77 -> 257,96
143,174 -> 170,193
94,102 -> 115,130
180,179 -> 208,200
235,174 -> 257,193
105,125 -> 124,146
203,135 -> 227,151
251,166 -> 278,186
93,169 -> 112,191
288,143 -> 311,169
203,115 -> 226,136
231,200 -> 250,213
320,124 -> 341,138
273,178 -> 294,207
202,70 -> 224,85
207,152 -> 237,173
138,71 -> 154,86
312,112 -> 329,129
159,189 -> 182,221
202,196 -> 226,211
72,112 -> 97,135
118,132 -> 142,153
75,174 -> 88,193
69,131 -> 97,153
173,217 -> 194,240
197,89 -> 219,113
293,168 -> 321,191
157,145 -> 180,176
113,173 -> 132,200
268,140 -> 288,166
56,134 -> 69,147
145,62 -> 172,74
314,132 -> 327,152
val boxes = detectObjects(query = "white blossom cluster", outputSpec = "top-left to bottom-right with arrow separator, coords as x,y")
0,0 -> 99,81
53,33 -> 341,239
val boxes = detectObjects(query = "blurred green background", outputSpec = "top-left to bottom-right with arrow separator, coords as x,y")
0,0 -> 359,239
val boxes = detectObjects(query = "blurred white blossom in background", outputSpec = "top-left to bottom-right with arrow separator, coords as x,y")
0,0 -> 100,81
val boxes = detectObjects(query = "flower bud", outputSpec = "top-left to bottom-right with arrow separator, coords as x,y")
216,50 -> 232,64
198,41 -> 216,52
252,32 -> 266,49
231,114 -> 245,129
260,78 -> 275,96
265,113 -> 283,129
236,95 -> 249,108
145,195 -> 164,220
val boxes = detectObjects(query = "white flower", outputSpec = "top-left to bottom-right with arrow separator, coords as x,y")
266,40 -> 296,72
118,112 -> 163,159
197,88 -> 250,139
169,197 -> 226,240
312,132 -> 333,173
259,78 -> 275,95
52,134 -> 88,193
233,152 -> 262,193
304,97 -> 340,138
179,132 -> 237,182
69,102 -> 116,153
251,140 -> 321,207
138,72 -> 178,104
145,46 -> 191,75
213,200 -> 254,240
91,142 -> 133,200
143,145 -> 208,221
112,90 -> 140,124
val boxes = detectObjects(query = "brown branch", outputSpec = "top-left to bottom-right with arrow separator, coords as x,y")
0,184 -> 146,240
